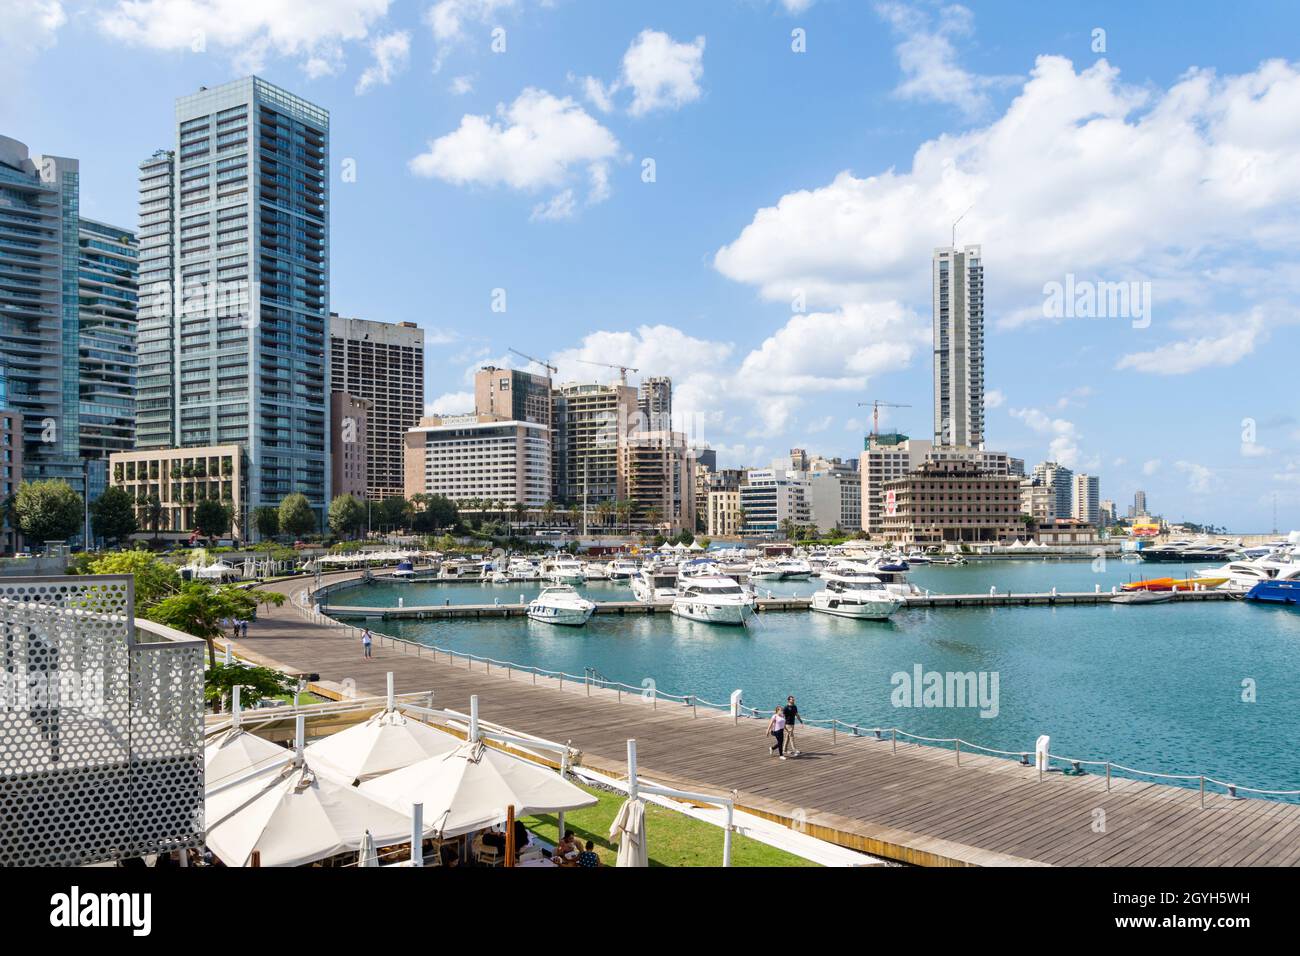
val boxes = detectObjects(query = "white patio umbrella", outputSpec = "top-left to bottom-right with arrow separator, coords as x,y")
205,762 -> 412,867
609,798 -> 648,867
204,729 -> 290,793
305,710 -> 461,785
360,740 -> 596,839
358,830 -> 380,867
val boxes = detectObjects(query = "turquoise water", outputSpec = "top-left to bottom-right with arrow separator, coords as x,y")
328,560 -> 1300,795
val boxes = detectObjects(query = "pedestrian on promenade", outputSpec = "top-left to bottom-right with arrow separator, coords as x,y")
361,628 -> 373,659
767,706 -> 787,760
782,695 -> 802,756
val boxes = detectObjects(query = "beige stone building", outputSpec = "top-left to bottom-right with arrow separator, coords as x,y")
707,489 -> 742,537
621,430 -> 696,533
330,392 -> 370,499
109,444 -> 244,541
880,459 -> 1023,545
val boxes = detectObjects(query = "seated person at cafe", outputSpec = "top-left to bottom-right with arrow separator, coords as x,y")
555,830 -> 580,862
577,840 -> 600,868
513,819 -> 531,855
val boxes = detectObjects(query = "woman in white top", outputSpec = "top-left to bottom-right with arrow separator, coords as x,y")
767,707 -> 787,760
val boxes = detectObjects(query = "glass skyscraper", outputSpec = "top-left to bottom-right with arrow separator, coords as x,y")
0,135 -> 83,485
137,77 -> 330,527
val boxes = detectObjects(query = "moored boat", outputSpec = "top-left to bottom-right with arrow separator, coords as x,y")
526,585 -> 596,625
670,576 -> 756,625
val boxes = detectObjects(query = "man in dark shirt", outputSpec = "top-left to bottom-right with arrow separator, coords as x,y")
782,696 -> 801,756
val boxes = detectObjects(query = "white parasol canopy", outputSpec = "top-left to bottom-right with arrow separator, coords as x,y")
609,797 -> 648,867
360,740 -> 597,839
205,762 -> 412,867
305,710 -> 461,785
204,729 -> 290,793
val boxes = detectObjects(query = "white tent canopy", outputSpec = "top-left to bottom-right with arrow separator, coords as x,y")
688,541 -> 705,551
305,710 -> 461,785
204,729 -> 290,793
360,740 -> 596,839
205,763 -> 412,867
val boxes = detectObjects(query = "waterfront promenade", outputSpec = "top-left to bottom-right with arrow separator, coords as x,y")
227,571 -> 1300,867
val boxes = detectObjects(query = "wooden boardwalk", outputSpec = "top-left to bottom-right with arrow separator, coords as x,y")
227,572 -> 1300,867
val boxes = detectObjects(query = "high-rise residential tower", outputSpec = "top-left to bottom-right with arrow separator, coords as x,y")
78,218 -> 138,499
329,315 -> 424,499
475,365 -> 552,427
134,149 -> 176,451
551,381 -> 638,505
1072,473 -> 1100,525
137,78 -> 330,527
638,375 -> 672,431
0,136 -> 83,485
932,245 -> 984,448
1032,461 -> 1074,519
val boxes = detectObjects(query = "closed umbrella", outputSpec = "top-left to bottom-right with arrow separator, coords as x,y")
609,798 -> 648,867
360,739 -> 596,839
205,763 -> 412,867
358,830 -> 380,867
306,710 -> 460,785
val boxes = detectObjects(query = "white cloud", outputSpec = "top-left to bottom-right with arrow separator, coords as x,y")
425,0 -> 516,43
1010,406 -> 1095,470
983,389 -> 1006,409
1241,442 -> 1272,458
714,56 -> 1300,324
97,0 -> 391,74
578,30 -> 705,117
778,0 -> 815,12
530,189 -> 576,222
875,2 -> 1016,118
0,0 -> 65,96
425,391 -> 475,416
1115,309 -> 1272,375
409,89 -> 620,213
450,74 -> 475,95
1142,459 -> 1162,476
355,30 -> 410,94
1175,460 -> 1217,495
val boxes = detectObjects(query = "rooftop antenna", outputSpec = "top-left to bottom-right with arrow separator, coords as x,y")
951,204 -> 974,247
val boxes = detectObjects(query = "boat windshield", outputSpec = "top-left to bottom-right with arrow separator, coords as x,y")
689,584 -> 743,595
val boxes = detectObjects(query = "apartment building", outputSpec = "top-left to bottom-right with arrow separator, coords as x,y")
860,433 -> 932,536
550,382 -> 638,505
330,392 -> 370,499
621,429 -> 696,533
109,444 -> 245,541
880,459 -> 1023,544
404,414 -> 550,508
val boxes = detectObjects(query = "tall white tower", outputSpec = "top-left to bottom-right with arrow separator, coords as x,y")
932,245 -> 984,448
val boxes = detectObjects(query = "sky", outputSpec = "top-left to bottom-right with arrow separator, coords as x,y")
3,0 -> 1299,531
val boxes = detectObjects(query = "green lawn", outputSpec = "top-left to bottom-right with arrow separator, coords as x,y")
520,784 -> 818,868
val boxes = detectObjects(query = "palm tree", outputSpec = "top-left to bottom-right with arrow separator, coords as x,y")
595,500 -> 613,530
542,499 -> 556,527
643,506 -> 662,531
778,518 -> 796,542
615,499 -> 633,532
512,501 -> 527,531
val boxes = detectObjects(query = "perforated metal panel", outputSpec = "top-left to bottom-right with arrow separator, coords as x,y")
0,575 -> 205,866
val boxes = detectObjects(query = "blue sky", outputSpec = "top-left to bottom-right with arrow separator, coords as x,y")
4,0 -> 1299,530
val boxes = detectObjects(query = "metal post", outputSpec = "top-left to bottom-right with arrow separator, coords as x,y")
891,727 -> 897,754
627,739 -> 639,802
410,802 -> 423,867
955,739 -> 960,766
294,714 -> 305,763
723,800 -> 734,868
386,672 -> 395,712
585,672 -> 590,697
1105,762 -> 1111,792
469,695 -> 479,744
1200,775 -> 1205,809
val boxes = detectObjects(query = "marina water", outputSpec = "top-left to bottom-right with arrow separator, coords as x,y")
330,560 -> 1300,796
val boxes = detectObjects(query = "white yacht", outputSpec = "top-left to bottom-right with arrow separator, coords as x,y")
631,568 -> 678,604
526,585 -> 596,626
748,560 -> 784,582
607,558 -> 640,581
1194,550 -> 1299,589
828,558 -> 919,600
671,576 -> 756,625
540,557 -> 586,585
904,550 -> 932,565
507,557 -> 541,581
811,570 -> 902,620
582,562 -> 611,581
773,557 -> 812,580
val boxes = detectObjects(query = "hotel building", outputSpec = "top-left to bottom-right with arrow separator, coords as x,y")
109,444 -> 245,541
932,245 -> 985,448
135,77 -> 330,526
0,136 -> 83,485
860,433 -> 932,536
739,469 -> 810,538
329,314 -> 424,499
404,414 -> 551,508
880,459 -> 1022,545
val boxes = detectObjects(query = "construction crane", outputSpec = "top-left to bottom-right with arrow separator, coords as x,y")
576,358 -> 639,386
507,347 -> 557,377
857,400 -> 911,437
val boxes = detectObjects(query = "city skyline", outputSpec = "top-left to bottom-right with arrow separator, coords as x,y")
4,2 -> 1300,529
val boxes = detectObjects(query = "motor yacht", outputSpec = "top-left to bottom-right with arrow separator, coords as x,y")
582,562 -> 611,581
391,559 -> 415,581
811,569 -> 901,620
748,559 -> 785,582
671,576 -> 756,625
630,567 -> 678,603
540,557 -> 586,585
829,558 -> 919,599
526,585 -> 596,626
773,557 -> 812,580
607,558 -> 640,581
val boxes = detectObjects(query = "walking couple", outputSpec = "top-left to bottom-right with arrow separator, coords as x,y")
766,696 -> 801,759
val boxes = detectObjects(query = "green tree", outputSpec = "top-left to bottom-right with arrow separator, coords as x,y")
85,550 -> 181,610
193,498 -> 232,544
278,493 -> 317,538
375,495 -> 409,532
203,662 -> 296,712
254,506 -> 280,540
142,493 -> 164,543
148,582 -> 260,666
328,494 -> 366,538
89,486 -> 138,546
14,479 -> 83,546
